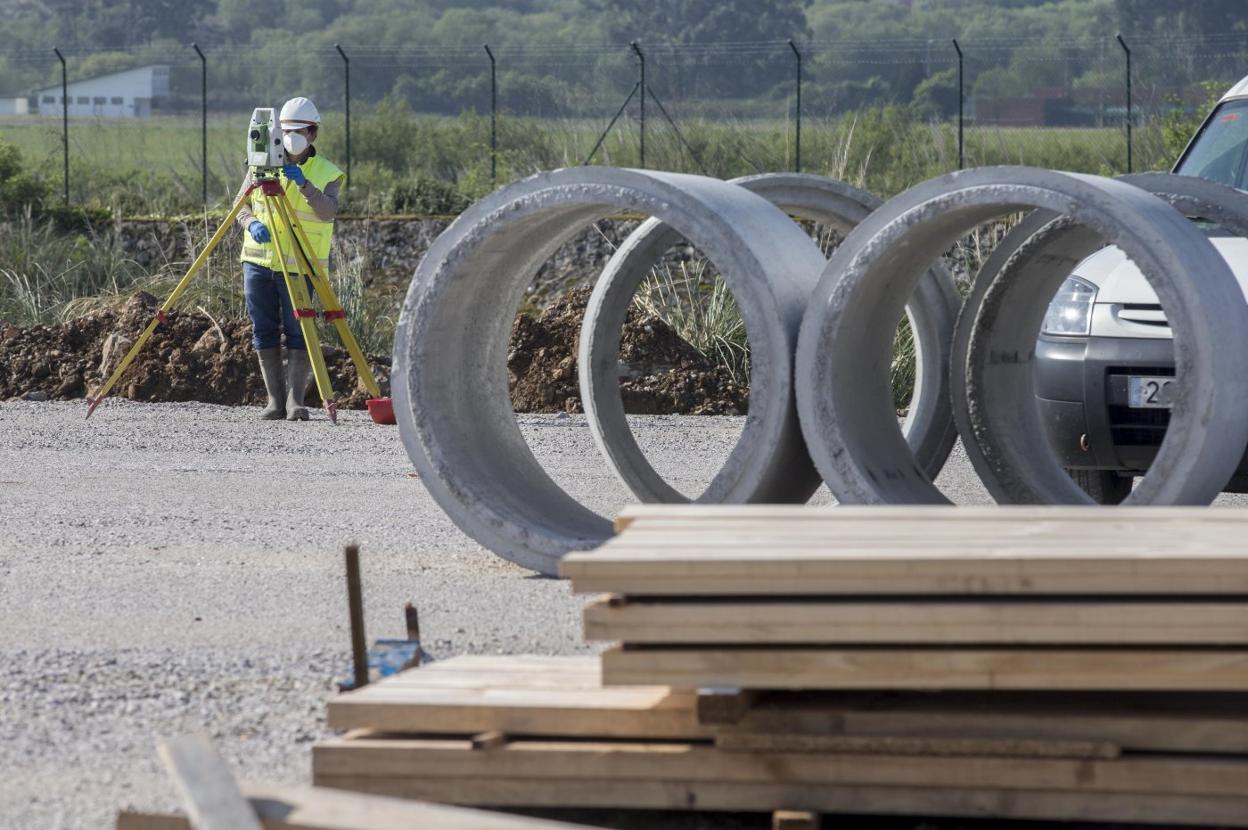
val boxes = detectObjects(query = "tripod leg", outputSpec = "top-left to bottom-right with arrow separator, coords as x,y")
87,186 -> 254,418
264,192 -> 338,423
276,191 -> 383,399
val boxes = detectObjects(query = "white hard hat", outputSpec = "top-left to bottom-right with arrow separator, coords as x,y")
279,96 -> 320,130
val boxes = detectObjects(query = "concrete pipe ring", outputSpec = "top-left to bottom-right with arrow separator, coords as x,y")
952,173 -> 1248,503
392,167 -> 829,574
578,173 -> 962,503
795,166 -> 1248,505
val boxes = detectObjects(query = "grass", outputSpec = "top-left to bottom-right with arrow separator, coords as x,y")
0,212 -> 148,324
633,257 -> 750,387
0,108 -> 1174,216
0,210 -> 397,356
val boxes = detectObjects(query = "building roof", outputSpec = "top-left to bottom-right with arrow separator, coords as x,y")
31,63 -> 169,96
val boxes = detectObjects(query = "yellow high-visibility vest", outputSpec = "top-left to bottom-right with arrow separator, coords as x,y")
240,154 -> 345,274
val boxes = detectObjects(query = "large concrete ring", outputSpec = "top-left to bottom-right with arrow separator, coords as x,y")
952,173 -> 1248,503
578,173 -> 961,503
795,166 -> 1248,505
392,168 -> 828,574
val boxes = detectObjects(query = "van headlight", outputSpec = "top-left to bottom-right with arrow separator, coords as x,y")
1041,276 -> 1097,336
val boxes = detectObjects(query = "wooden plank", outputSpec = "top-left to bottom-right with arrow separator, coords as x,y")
605,534 -> 1248,554
714,733 -> 1119,759
311,736 -> 1248,796
772,810 -> 819,830
335,686 -> 691,709
117,784 -> 599,829
312,775 -> 1248,826
612,503 -> 1248,526
117,815 -> 186,830
574,507 -> 1248,599
583,597 -> 1248,644
156,735 -> 263,830
601,645 -> 1248,691
364,672 -> 605,690
611,522 -> 1248,544
328,694 -> 703,739
328,656 -> 702,738
723,690 -> 1248,753
562,547 -> 1248,594
574,541 -> 1248,564
566,573 -> 1248,596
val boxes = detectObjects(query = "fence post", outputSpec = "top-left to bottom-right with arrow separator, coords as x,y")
52,47 -> 68,205
191,42 -> 207,206
631,41 -> 645,168
1116,33 -> 1132,174
952,39 -> 964,170
335,44 -> 351,184
484,44 -> 497,186
788,39 -> 802,173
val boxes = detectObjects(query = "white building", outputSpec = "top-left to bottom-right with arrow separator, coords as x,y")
0,97 -> 29,115
33,65 -> 169,118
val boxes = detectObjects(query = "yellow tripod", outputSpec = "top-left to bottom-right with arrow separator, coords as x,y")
87,170 -> 386,424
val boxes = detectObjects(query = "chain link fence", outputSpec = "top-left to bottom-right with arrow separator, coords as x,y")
3,34 -> 1248,213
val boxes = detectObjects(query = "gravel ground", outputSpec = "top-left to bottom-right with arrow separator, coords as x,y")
1,400 -> 1238,829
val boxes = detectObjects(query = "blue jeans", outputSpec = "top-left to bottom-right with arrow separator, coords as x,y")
243,262 -> 309,351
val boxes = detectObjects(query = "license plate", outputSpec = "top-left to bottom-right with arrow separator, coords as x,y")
1128,376 -> 1175,409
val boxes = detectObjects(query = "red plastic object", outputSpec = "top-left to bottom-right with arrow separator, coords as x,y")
367,397 -> 396,425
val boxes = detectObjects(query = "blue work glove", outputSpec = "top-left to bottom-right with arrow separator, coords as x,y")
248,220 -> 271,244
282,163 -> 306,186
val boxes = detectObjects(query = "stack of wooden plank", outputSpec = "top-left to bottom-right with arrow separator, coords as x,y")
574,506 -> 1248,691
314,505 -> 1248,826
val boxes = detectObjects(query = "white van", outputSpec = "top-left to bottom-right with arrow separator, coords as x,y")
1034,76 -> 1248,501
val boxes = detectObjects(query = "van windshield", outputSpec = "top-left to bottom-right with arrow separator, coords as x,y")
1175,99 -> 1248,187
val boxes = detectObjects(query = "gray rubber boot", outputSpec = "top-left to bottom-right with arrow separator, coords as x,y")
285,348 -> 312,421
256,347 -> 286,420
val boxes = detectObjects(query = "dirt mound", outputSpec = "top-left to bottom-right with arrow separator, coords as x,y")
1,288 -> 747,415
507,286 -> 748,415
0,293 -> 389,410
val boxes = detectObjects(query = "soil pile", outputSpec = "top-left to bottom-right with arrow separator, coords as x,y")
507,286 -> 749,415
1,288 -> 748,415
0,293 -> 389,410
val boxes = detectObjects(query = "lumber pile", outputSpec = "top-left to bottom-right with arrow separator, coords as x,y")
572,505 -> 1248,691
314,505 -> 1248,826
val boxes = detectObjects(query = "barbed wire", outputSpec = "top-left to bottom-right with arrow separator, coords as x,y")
5,29 -> 1248,62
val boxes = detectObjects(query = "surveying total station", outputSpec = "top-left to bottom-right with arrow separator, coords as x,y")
86,108 -> 393,425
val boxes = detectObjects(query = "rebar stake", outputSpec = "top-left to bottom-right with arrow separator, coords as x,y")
345,544 -> 368,689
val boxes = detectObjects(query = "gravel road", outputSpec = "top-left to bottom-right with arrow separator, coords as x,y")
1,400 -> 1236,829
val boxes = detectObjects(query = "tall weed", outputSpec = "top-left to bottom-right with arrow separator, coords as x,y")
633,258 -> 750,386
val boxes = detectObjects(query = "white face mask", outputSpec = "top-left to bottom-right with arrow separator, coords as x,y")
283,131 -> 309,156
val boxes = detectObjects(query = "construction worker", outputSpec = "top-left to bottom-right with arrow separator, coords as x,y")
235,96 -> 345,421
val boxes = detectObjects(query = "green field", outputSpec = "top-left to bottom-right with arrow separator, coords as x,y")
0,109 -> 1174,217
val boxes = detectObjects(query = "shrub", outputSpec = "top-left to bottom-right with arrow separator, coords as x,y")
0,140 -> 48,216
